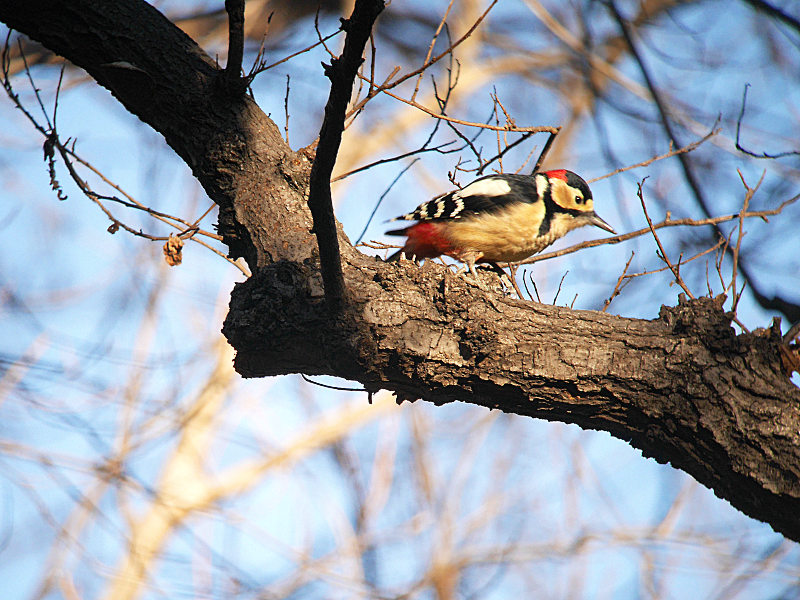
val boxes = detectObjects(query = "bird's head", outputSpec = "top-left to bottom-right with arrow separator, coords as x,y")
543,169 -> 616,235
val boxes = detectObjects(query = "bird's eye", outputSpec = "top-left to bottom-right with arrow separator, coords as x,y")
574,195 -> 583,204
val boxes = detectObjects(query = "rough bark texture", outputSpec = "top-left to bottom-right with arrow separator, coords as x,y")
2,0 -> 799,542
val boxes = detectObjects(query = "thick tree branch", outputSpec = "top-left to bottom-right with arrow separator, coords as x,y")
2,0 -> 799,544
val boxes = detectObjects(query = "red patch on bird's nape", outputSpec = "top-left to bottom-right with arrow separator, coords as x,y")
403,222 -> 455,259
543,169 -> 568,182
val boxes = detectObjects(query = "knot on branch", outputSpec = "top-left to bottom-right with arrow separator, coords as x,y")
224,261 -> 323,355
321,59 -> 338,80
658,294 -> 735,349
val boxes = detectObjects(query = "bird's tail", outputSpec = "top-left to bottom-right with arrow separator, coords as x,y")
384,225 -> 411,261
384,225 -> 411,237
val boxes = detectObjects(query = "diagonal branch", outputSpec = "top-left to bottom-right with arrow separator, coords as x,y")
740,0 -> 800,33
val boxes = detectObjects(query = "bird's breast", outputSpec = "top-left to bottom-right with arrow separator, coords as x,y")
441,201 -> 559,262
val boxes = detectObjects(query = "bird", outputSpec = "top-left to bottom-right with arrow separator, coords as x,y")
385,169 -> 616,279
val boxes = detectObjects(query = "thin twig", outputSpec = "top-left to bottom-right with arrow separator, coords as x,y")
333,85 -> 459,183
476,131 -> 535,176
373,86 -> 559,134
520,194 -> 800,265
283,74 -> 291,145
2,43 -> 247,275
608,0 -> 799,322
354,158 -> 419,245
18,38 -> 52,130
253,30 -> 342,75
301,374 -> 367,393
343,0 -> 500,120
601,252 -> 634,312
532,130 -> 559,174
731,170 -> 765,313
588,127 -> 719,183
411,0 -> 456,103
625,240 -> 723,282
637,180 -> 695,299
735,84 -> 800,159
332,138 -> 455,182
552,271 -> 569,305
506,263 -> 524,300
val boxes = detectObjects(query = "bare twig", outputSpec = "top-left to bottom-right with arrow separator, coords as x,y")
521,194 -> 800,265
637,180 -> 695,299
252,30 -> 341,76
530,275 -> 542,303
372,86 -> 559,135
532,130 -> 559,174
2,41 -> 248,276
301,374 -> 366,393
735,84 -> 800,159
626,240 -> 723,283
332,138 -> 456,182
18,38 -> 52,129
354,158 -> 419,245
588,127 -> 719,183
607,0 -> 800,323
730,170 -> 765,313
283,74 -> 291,145
506,263 -> 524,300
601,252 -> 634,312
476,131 -> 535,176
344,0 -> 500,120
552,271 -> 569,305
411,0 -> 456,103
636,182 -> 751,332
333,73 -> 462,183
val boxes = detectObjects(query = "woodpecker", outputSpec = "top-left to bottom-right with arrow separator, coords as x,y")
386,170 -> 615,277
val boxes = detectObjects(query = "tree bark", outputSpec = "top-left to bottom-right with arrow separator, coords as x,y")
2,0 -> 799,542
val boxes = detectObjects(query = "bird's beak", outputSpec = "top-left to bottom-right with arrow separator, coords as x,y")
586,212 -> 616,235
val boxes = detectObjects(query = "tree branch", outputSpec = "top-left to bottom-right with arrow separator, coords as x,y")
307,0 -> 385,311
224,0 -> 245,93
224,260 -> 800,542
741,0 -> 800,34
